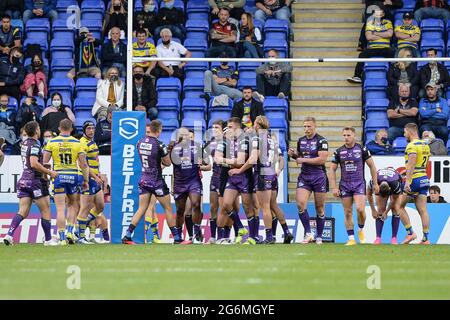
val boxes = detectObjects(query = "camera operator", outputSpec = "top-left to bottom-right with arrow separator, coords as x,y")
67,27 -> 102,80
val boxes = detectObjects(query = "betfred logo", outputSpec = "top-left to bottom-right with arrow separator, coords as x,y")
119,118 -> 139,140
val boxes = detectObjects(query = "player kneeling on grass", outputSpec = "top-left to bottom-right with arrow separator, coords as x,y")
122,120 -> 182,245
3,121 -> 59,246
367,167 -> 403,244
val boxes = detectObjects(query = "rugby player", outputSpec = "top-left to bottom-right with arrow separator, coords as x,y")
288,117 -> 329,244
122,120 -> 181,244
3,121 -> 59,246
43,119 -> 89,245
144,195 -> 161,244
396,123 -> 431,244
329,127 -> 379,246
367,167 -> 403,244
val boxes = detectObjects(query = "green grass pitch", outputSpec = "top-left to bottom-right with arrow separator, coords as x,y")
1,244 -> 450,300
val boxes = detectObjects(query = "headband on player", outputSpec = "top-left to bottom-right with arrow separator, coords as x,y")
82,121 -> 95,134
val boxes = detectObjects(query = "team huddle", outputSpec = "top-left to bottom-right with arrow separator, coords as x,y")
2,115 -> 431,246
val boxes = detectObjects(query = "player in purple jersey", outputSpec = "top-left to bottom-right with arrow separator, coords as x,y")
170,127 -> 210,244
367,167 -> 403,245
230,116 -> 294,244
329,127 -> 379,246
215,117 -> 252,245
288,117 -> 329,244
122,120 -> 181,245
3,121 -> 59,246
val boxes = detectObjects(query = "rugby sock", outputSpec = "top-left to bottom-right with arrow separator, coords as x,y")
233,221 -> 239,237
193,224 -> 201,237
41,219 -> 52,242
66,224 -> 74,235
89,221 -> 96,237
391,215 -> 400,238
126,224 -> 136,238
170,226 -> 181,241
77,217 -> 88,239
281,222 -> 290,237
176,227 -> 183,240
375,219 -> 384,238
298,209 -> 311,234
87,210 -> 97,225
247,216 -> 255,239
228,211 -> 244,230
151,218 -> 160,239
217,227 -> 224,240
422,228 -> 429,242
358,224 -> 364,231
255,216 -> 260,240
101,228 -> 110,241
185,215 -> 193,238
272,217 -> 278,236
347,229 -> 355,241
7,214 -> 23,236
224,226 -> 231,239
210,219 -> 217,239
58,228 -> 66,241
265,229 -> 273,242
144,216 -> 151,232
405,224 -> 414,236
316,215 -> 325,239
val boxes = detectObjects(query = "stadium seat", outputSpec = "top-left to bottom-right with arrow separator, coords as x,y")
51,58 -> 75,78
181,118 -> 206,136
11,19 -> 24,33
263,39 -> 288,58
209,109 -> 231,122
20,96 -> 45,111
76,78 -> 98,98
393,137 -> 408,154
56,0 -> 79,20
74,110 -> 95,131
364,79 -> 388,101
264,19 -> 289,40
364,118 -> 389,135
366,110 -> 388,121
74,97 -> 96,111
365,131 -> 376,144
183,38 -> 208,53
50,38 -> 74,60
81,0 -> 105,21
420,38 -> 444,57
270,118 -> 288,148
156,98 -> 180,120
52,19 -> 76,40
185,61 -> 208,74
364,61 -> 389,72
264,97 -> 288,111
25,18 -> 50,39
365,69 -> 387,79
79,19 -> 103,40
47,91 -> 73,108
159,118 -> 179,130
210,61 -> 237,70
186,1 -> 210,20
420,19 -> 444,39
208,96 -> 233,110
7,97 -> 18,111
237,78 -> 257,90
160,129 -> 175,145
24,36 -> 48,53
185,20 -> 209,41
238,62 -> 262,73
156,77 -> 181,99
182,98 -> 207,119
270,130 -> 287,152
49,78 -> 75,97
183,78 -> 204,99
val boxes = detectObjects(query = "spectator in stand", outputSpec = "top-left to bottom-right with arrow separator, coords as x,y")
206,8 -> 238,58
20,53 -> 48,99
67,27 -> 102,80
42,129 -> 55,144
0,14 -> 22,60
0,47 -> 24,102
133,0 -> 158,37
231,87 -> 265,129
152,28 -> 191,80
154,0 -> 186,41
101,27 -> 127,78
423,130 -> 447,155
94,105 -> 113,155
387,84 -> 418,143
132,65 -> 157,120
103,0 -> 128,39
0,94 -> 17,153
427,185 -> 447,203
202,52 -> 242,101
40,92 -> 75,135
0,94 -> 16,128
387,48 -> 419,101
348,6 -> 394,84
394,12 -> 421,57
92,67 -> 124,121
238,12 -> 263,58
23,0 -> 58,25
366,128 -> 395,155
419,48 -> 450,98
132,28 -> 157,76
414,0 -> 450,24
419,82 -> 449,143
209,0 -> 246,21
16,96 -> 41,130
255,0 -> 291,25
255,49 -> 292,101
0,0 -> 24,19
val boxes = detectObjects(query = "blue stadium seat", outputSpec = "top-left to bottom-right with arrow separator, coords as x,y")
156,37 -> 182,45
51,58 -> 74,78
79,19 -> 103,40
184,38 -> 208,53
237,78 -> 257,90
365,99 -> 389,112
238,62 -> 262,72
156,77 -> 181,99
185,61 -> 208,74
56,0 -> 79,20
50,38 -> 74,60
263,97 -> 288,111
265,109 -> 286,120
364,61 -> 389,72
182,98 -> 207,119
365,69 -> 387,79
160,118 -> 180,130
364,78 -> 388,90
263,39 -> 288,58
47,92 -> 73,108
81,0 -> 105,21
186,1 -> 210,20
135,0 -> 144,11
420,19 -> 444,39
74,97 -> 96,111
366,110 -> 388,121
49,78 -> 75,97
270,130 -> 287,152
25,18 -> 50,39
156,98 -> 180,120
208,96 -> 233,110
160,129 -> 175,145
181,118 -> 206,134
210,61 -> 236,70
74,110 -> 95,131
364,118 -> 389,135
11,19 -> 24,33
365,131 -> 376,144
52,19 -> 76,40
7,97 -> 18,111
209,109 -> 231,122
393,137 -> 408,154
76,78 -> 98,98
24,36 -> 48,53
185,20 -> 209,41
239,69 -> 256,79
420,38 -> 444,57
20,96 -> 45,111
183,78 -> 204,98
264,19 -> 289,40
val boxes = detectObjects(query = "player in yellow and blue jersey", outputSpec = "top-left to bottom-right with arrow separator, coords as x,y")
397,123 -> 431,245
43,119 -> 89,245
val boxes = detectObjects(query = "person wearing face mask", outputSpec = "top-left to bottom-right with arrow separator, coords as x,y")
20,53 -> 48,99
92,67 -> 124,121
255,49 -> 292,101
0,47 -> 25,102
366,129 -> 395,155
419,48 -> 450,98
40,92 -> 75,135
132,64 -> 157,120
42,129 -> 55,145
387,84 -> 418,143
419,82 -> 449,143
422,131 -> 447,156
154,0 -> 185,41
101,27 -> 127,78
387,48 -> 419,101
0,93 -> 18,153
103,0 -> 127,39
202,52 -> 242,102
17,96 -> 41,130
133,0 -> 158,37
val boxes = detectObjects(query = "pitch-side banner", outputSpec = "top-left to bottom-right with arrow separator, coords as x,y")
111,111 -> 146,244
365,156 -> 450,200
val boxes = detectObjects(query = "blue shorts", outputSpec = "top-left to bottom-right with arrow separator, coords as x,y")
53,173 -> 80,195
81,178 -> 102,196
407,176 -> 430,196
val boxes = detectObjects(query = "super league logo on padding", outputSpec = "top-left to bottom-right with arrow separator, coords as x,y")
119,118 -> 139,140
